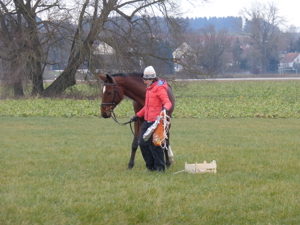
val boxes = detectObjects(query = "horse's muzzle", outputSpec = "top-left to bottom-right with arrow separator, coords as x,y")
101,112 -> 111,118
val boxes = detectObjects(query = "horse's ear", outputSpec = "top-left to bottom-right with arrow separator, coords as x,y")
98,74 -> 105,81
105,74 -> 114,83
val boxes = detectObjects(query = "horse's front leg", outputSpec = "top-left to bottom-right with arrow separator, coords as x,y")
127,120 -> 141,169
127,133 -> 139,169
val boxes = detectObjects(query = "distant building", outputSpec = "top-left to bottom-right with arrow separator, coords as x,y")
92,41 -> 115,55
172,42 -> 195,72
278,52 -> 300,74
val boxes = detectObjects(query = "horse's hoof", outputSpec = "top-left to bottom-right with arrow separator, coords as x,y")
127,164 -> 134,170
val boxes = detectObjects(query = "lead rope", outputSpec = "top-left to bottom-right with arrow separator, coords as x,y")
161,110 -> 175,164
161,110 -> 171,149
110,110 -> 136,135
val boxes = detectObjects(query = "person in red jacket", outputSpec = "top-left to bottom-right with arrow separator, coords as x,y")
131,66 -> 172,172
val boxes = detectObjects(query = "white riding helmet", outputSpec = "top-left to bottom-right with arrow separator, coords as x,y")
143,66 -> 156,79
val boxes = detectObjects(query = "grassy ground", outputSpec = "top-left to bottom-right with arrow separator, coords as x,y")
1,117 -> 300,224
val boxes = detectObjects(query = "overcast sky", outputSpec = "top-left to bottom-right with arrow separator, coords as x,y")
182,0 -> 300,28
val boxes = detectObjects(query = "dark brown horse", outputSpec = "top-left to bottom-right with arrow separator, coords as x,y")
99,72 -> 175,169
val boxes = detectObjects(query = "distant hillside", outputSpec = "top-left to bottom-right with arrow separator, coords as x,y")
184,16 -> 243,33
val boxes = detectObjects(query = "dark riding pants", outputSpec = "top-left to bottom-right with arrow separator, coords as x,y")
139,121 -> 165,171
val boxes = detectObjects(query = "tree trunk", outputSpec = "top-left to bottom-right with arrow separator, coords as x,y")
26,29 -> 44,95
30,60 -> 44,95
42,52 -> 82,97
13,80 -> 24,97
11,60 -> 24,97
42,0 -> 110,97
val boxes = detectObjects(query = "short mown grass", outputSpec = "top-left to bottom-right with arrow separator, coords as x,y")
1,117 -> 300,224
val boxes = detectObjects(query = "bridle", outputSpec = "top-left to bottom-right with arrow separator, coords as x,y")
100,75 -> 119,110
100,76 -> 133,128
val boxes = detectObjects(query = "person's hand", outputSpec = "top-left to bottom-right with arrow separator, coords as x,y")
162,107 -> 168,113
130,115 -> 139,122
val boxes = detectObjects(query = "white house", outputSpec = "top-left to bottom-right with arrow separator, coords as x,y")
172,42 -> 195,72
92,42 -> 115,55
279,52 -> 300,74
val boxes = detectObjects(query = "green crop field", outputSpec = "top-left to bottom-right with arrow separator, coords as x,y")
1,80 -> 300,118
1,80 -> 300,224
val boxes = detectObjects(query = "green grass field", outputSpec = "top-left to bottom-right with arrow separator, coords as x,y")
1,80 -> 300,118
1,117 -> 300,224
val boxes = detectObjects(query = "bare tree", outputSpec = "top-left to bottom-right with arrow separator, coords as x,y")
240,1 -> 285,74
0,0 -> 63,96
42,0 -> 188,97
0,0 -> 207,97
232,37 -> 243,71
198,25 -> 232,77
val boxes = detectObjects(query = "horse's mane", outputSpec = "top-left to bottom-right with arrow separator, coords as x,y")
111,72 -> 143,78
110,72 -> 173,89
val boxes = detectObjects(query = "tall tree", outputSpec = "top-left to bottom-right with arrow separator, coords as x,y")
240,1 -> 285,73
0,0 -> 63,96
232,37 -> 243,69
1,0 -> 205,97
198,25 -> 232,77
43,0 -> 199,97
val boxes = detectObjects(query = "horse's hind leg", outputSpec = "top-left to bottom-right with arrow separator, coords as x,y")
165,150 -> 170,169
164,133 -> 175,169
165,146 -> 175,169
165,139 -> 172,169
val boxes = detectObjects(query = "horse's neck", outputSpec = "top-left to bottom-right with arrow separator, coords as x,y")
122,83 -> 145,106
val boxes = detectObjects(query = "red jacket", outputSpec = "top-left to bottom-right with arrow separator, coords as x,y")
137,79 -> 172,122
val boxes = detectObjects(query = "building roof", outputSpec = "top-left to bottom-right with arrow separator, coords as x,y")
280,53 -> 300,63
172,42 -> 193,58
93,42 -> 115,55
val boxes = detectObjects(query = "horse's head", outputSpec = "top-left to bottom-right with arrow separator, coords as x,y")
99,74 -> 124,118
